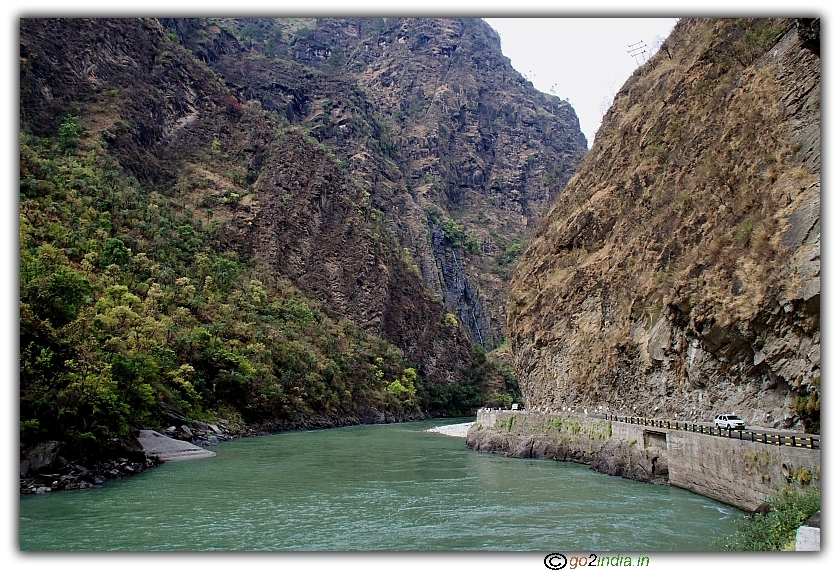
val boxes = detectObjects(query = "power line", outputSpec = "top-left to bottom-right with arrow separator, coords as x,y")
627,40 -> 648,65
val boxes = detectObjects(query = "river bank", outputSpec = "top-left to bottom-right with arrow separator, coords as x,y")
19,419 -> 233,495
20,408 -> 449,495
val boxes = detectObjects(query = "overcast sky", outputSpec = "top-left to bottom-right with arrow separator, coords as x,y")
485,18 -> 676,147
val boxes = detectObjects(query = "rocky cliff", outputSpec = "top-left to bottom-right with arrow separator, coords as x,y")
170,17 -> 588,349
508,19 -> 820,431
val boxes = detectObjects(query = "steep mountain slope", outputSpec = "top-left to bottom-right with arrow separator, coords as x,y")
168,17 -> 587,348
17,18 -> 474,463
508,18 -> 820,431
20,16 -> 583,465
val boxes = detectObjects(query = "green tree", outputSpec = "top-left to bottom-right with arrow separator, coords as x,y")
57,115 -> 81,152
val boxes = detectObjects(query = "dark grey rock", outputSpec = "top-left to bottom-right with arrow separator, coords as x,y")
21,441 -> 61,473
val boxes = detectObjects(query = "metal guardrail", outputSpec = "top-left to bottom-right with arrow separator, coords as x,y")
604,414 -> 820,449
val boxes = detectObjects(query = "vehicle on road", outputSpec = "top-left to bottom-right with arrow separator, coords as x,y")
714,414 -> 746,430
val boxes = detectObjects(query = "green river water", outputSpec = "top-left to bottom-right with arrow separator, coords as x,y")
19,418 -> 739,551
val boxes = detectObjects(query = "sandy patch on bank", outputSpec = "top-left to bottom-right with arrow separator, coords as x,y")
425,422 -> 474,438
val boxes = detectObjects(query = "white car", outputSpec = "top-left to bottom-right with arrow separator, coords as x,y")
714,414 -> 746,430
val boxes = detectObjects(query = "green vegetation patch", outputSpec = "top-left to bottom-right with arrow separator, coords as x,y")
502,415 -> 516,432
427,209 -> 479,254
713,487 -> 820,551
551,416 -> 612,440
21,130 -> 471,458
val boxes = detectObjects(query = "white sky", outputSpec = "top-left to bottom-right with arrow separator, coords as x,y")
485,18 -> 676,147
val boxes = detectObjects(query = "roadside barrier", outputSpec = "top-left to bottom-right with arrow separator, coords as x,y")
602,414 -> 820,449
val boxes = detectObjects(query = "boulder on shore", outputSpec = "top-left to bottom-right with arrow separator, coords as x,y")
20,441 -> 61,477
137,430 -> 216,462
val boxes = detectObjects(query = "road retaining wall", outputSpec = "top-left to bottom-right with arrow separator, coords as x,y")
468,410 -> 820,511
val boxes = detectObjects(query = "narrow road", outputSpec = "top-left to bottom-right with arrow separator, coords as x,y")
568,411 -> 819,448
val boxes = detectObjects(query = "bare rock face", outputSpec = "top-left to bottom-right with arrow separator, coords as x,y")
181,17 -> 588,349
20,441 -> 61,476
508,19 -> 820,431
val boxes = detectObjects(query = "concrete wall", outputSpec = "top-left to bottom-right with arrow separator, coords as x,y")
470,410 -> 820,511
665,427 -> 820,509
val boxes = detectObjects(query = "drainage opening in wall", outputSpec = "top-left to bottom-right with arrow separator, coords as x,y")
644,430 -> 670,483
644,430 -> 667,450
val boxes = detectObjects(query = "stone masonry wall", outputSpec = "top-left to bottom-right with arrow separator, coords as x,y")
467,410 -> 820,511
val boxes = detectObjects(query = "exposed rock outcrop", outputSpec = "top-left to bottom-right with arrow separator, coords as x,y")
508,19 -> 820,430
175,17 -> 588,348
137,430 -> 217,462
20,438 -> 160,494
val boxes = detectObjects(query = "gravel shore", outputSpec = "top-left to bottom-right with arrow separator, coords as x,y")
425,422 -> 474,438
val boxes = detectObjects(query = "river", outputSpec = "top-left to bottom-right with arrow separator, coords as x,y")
19,418 -> 738,551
